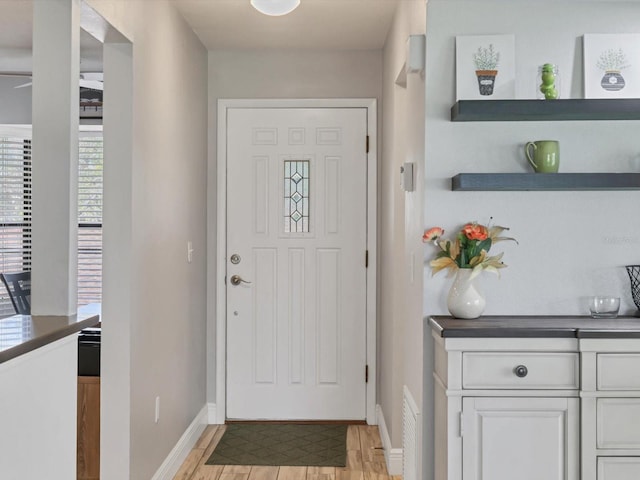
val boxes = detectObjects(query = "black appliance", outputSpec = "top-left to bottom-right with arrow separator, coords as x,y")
78,327 -> 101,376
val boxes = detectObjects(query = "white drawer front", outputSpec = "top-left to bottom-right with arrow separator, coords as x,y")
462,352 -> 579,390
597,398 -> 640,449
598,354 -> 640,390
598,457 -> 640,480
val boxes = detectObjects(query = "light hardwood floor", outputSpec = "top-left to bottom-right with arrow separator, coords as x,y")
172,425 -> 401,480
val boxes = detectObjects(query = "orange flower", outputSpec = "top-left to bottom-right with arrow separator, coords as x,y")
423,227 -> 444,243
424,220 -> 516,276
462,223 -> 488,241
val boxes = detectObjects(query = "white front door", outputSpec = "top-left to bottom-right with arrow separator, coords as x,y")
225,106 -> 369,420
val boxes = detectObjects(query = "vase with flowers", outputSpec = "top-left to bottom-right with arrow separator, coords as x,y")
423,221 -> 517,319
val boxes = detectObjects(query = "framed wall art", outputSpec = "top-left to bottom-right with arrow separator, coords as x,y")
455,34 -> 515,100
584,34 -> 640,99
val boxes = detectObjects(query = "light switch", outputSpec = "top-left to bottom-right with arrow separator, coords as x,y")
400,162 -> 414,192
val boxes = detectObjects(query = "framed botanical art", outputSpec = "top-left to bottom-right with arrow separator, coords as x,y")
584,34 -> 640,99
455,34 -> 515,100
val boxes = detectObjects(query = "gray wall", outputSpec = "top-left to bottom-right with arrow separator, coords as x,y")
380,0 -> 426,449
85,1 -> 208,478
424,1 -> 640,478
206,49 -> 383,406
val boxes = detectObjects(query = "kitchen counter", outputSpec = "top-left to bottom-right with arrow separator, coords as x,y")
429,315 -> 640,338
0,304 -> 100,364
431,315 -> 640,480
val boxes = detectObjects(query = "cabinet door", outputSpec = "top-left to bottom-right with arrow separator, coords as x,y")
598,457 -> 640,480
462,397 -> 579,480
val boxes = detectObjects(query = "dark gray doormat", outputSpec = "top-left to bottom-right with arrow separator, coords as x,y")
205,423 -> 348,467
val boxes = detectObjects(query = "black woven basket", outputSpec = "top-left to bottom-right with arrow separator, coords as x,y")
625,265 -> 640,317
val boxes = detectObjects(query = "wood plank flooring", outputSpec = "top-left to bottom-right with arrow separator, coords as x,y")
173,425 -> 401,480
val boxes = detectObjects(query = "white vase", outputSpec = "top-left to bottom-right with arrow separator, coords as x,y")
447,268 -> 486,319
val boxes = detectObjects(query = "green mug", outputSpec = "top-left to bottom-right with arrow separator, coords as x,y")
525,140 -> 560,173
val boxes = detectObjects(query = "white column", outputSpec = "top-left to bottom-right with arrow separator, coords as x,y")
31,0 -> 80,315
101,40 -> 133,480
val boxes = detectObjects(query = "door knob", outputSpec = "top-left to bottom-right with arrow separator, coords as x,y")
230,274 -> 251,286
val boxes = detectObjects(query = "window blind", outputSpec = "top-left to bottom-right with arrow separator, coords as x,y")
77,136 -> 103,306
0,136 -> 31,318
0,129 -> 103,317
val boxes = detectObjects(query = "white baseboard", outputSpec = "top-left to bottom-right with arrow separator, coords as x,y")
151,405 -> 208,480
376,404 -> 403,476
208,402 -> 220,424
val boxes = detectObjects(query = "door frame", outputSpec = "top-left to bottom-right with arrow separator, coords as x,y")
215,98 -> 377,424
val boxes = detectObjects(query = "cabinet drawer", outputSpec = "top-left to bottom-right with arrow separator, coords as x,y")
462,352 -> 579,389
598,457 -> 640,480
597,398 -> 640,449
598,354 -> 640,390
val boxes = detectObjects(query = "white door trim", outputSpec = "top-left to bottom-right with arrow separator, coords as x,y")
216,98 -> 377,424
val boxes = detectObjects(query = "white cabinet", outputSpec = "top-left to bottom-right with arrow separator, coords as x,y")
433,335 -> 580,480
462,397 -> 579,480
0,335 -> 78,480
581,339 -> 640,480
433,328 -> 640,480
597,398 -> 640,449
597,354 -> 640,390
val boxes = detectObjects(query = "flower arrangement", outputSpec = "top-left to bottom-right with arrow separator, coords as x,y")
423,221 -> 517,278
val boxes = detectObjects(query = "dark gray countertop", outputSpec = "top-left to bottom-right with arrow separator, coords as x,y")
429,315 -> 640,339
0,304 -> 100,364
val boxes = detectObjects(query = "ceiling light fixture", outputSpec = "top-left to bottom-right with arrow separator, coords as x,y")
251,0 -> 300,16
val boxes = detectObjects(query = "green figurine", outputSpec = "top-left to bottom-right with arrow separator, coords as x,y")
539,63 -> 559,100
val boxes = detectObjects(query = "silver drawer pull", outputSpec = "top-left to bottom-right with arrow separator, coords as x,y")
514,365 -> 528,378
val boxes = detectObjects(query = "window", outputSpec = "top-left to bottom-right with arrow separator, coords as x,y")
0,131 -> 31,318
0,127 -> 103,317
284,159 -> 310,233
77,135 -> 103,306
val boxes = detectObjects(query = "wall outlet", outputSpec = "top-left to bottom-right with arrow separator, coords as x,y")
155,396 -> 160,423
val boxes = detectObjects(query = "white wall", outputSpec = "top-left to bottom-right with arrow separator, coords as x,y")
0,42 -> 102,125
0,77 -> 31,124
424,1 -> 640,478
85,1 -> 208,478
0,336 -> 77,480
380,0 -> 426,449
206,49 -> 383,406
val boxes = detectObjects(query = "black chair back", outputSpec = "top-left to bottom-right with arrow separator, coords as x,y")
0,271 -> 31,315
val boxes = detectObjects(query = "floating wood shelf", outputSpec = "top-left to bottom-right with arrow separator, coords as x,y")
451,173 -> 640,191
450,99 -> 640,122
